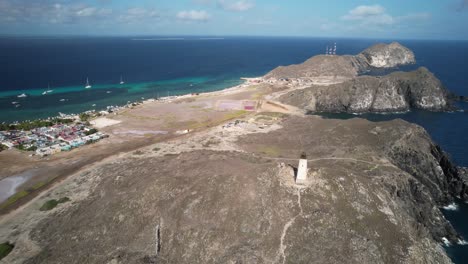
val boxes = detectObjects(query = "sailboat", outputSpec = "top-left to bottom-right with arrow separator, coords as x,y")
43,84 -> 53,95
85,77 -> 92,89
46,84 -> 53,93
120,76 -> 125,85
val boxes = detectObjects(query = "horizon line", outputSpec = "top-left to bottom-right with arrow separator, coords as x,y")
0,33 -> 467,42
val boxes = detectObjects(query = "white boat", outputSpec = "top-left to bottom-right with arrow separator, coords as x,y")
43,84 -> 53,95
120,76 -> 125,85
59,99 -> 66,102
17,93 -> 27,98
92,104 -> 96,107
106,91 -> 111,94
85,77 -> 92,89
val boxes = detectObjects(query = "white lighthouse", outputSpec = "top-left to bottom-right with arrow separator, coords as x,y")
296,152 -> 308,184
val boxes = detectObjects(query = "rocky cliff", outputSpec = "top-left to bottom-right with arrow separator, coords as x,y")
264,42 -> 415,81
280,67 -> 452,113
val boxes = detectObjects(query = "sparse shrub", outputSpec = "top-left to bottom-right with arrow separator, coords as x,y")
0,242 -> 14,260
153,147 -> 161,152
79,113 -> 91,122
133,150 -> 144,155
39,197 -> 70,211
0,144 -> 8,152
85,128 -> 98,135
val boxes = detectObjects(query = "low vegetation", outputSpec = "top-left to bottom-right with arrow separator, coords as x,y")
0,144 -> 8,152
0,118 -> 73,131
223,110 -> 248,120
258,145 -> 281,157
85,128 -> 98,136
0,242 -> 14,260
0,190 -> 29,210
15,144 -> 37,152
202,138 -> 221,147
79,113 -> 91,122
39,197 -> 71,211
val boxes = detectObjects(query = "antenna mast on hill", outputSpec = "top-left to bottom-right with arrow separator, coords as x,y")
333,43 -> 337,55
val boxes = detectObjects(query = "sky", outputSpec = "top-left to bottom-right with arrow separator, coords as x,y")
1,0 -> 468,39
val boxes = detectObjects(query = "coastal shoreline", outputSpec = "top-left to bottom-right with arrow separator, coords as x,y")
0,76 -> 268,214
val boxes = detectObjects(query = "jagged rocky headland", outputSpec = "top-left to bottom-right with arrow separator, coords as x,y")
266,42 -> 458,113
280,67 -> 452,113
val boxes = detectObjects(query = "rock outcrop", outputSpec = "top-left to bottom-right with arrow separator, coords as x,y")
359,42 -> 416,68
280,67 -> 452,113
264,42 -> 415,81
264,54 -> 369,82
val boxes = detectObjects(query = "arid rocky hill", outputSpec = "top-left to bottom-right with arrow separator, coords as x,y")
280,67 -> 452,113
264,42 -> 415,81
4,115 -> 466,264
360,42 -> 416,68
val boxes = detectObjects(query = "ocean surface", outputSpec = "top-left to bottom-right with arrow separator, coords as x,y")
1,36 -> 468,262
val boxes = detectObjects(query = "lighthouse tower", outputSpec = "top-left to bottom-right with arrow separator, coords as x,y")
296,152 -> 308,184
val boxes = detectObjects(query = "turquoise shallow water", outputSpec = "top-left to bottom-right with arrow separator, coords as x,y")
0,76 -> 243,122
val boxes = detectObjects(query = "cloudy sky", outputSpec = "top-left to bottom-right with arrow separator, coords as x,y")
1,0 -> 468,39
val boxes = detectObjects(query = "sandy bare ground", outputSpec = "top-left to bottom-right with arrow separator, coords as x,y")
90,117 -> 121,128
0,81 -> 291,214
0,108 -> 289,263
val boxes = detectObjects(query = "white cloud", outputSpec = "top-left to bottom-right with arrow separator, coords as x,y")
176,10 -> 211,21
0,1 -> 113,24
119,7 -> 159,24
218,0 -> 254,12
342,5 -> 394,25
76,7 -> 97,17
346,5 -> 385,18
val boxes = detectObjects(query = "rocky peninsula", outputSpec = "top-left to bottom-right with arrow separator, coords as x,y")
265,42 -> 456,113
265,42 -> 416,83
0,43 -> 466,263
280,67 -> 452,113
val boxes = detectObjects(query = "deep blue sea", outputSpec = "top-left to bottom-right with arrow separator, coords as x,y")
1,36 -> 467,262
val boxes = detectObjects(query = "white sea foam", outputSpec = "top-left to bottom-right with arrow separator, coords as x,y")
442,237 -> 451,247
457,239 -> 468,245
442,203 -> 459,211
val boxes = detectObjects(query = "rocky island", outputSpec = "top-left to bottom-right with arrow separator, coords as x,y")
0,43 -> 466,264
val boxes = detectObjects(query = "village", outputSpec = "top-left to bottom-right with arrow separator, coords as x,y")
0,117 -> 108,157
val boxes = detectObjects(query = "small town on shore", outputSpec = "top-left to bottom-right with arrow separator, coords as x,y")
0,111 -> 108,157
0,91 -> 217,157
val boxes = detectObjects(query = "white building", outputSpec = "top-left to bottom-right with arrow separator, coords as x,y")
296,153 -> 308,184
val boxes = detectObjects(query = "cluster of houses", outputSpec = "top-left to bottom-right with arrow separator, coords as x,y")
0,124 -> 108,157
